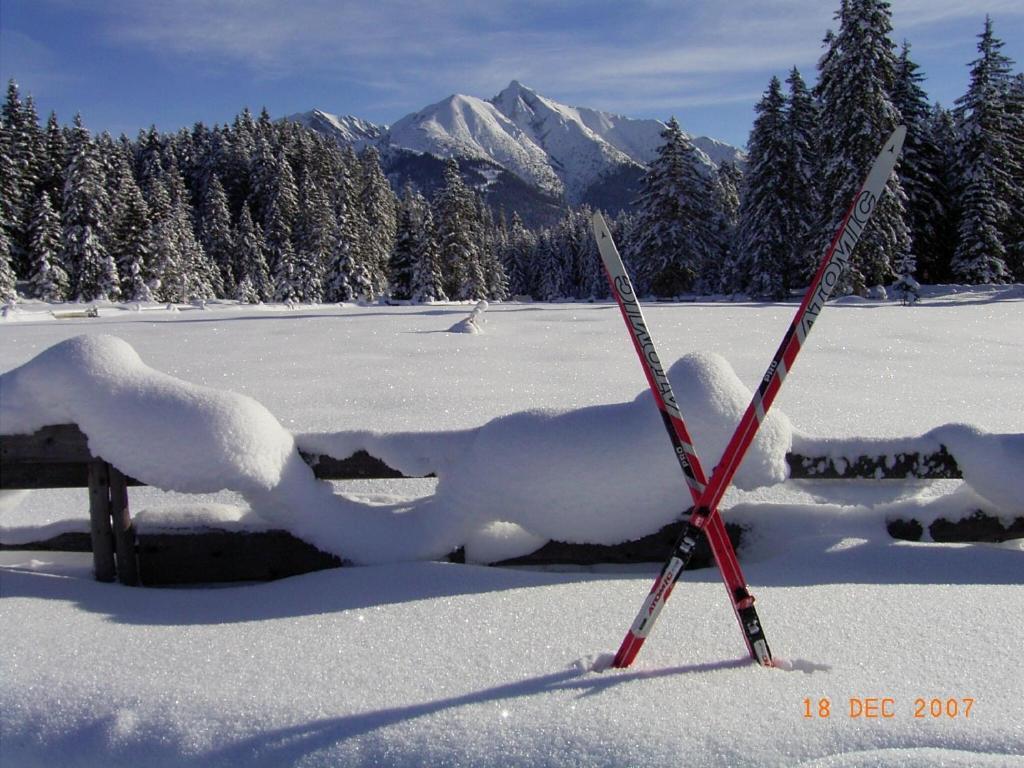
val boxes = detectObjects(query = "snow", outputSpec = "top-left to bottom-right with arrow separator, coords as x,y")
1,290 -> 1023,767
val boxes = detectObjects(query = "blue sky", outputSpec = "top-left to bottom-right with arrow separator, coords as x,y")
1,0 -> 1021,148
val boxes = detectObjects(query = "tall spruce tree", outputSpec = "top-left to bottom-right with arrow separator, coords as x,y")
783,68 -> 821,286
434,158 -> 485,300
107,152 -> 155,301
62,114 -> 119,301
736,77 -> 791,299
201,175 -> 237,295
389,184 -> 424,301
815,0 -> 911,294
628,117 -> 718,296
0,227 -> 15,302
27,191 -> 68,301
2,80 -> 41,274
893,42 -> 948,283
233,206 -> 272,302
359,146 -> 397,297
501,212 -> 534,298
410,205 -> 446,303
952,17 -> 1018,283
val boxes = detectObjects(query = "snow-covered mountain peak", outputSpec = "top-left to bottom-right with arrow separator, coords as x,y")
386,92 -> 564,197
290,83 -> 745,210
286,109 -> 384,150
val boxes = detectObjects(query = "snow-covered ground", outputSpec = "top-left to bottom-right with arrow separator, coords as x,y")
1,288 -> 1023,767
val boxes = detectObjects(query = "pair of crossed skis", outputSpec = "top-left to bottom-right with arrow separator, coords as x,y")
592,127 -> 906,669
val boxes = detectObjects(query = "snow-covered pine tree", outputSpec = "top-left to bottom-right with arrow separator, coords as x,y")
893,42 -> 948,284
27,190 -> 69,301
628,117 -> 718,297
233,206 -> 272,302
410,204 -> 447,303
475,198 -> 509,301
500,212 -> 534,298
783,67 -> 821,286
224,109 -> 257,216
40,112 -> 66,211
169,162 -> 219,300
736,77 -> 790,299
434,158 -> 485,300
264,148 -> 298,279
286,171 -> 331,303
106,151 -> 155,302
135,127 -> 167,203
815,0 -> 911,295
534,229 -> 563,302
0,226 -> 15,302
201,175 -> 236,296
388,184 -> 423,301
924,104 -> 960,282
2,80 -> 42,275
1006,73 -> 1024,279
62,114 -> 119,301
358,146 -> 397,297
951,16 -> 1018,284
325,148 -> 373,303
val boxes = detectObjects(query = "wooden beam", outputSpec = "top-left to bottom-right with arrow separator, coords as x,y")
87,460 -> 116,583
110,467 -> 139,586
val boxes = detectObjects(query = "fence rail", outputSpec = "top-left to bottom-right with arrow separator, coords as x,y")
2,424 -> 1017,586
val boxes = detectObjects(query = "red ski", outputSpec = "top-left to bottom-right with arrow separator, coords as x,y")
596,125 -> 907,668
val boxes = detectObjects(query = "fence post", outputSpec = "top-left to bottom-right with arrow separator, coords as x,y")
110,467 -> 139,586
87,460 -> 116,582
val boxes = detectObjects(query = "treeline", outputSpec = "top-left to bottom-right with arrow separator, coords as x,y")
1,3 -> 1021,306
625,8 -> 1022,300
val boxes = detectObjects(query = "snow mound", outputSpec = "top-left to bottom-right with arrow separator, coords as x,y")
931,424 -> 1024,516
666,352 -> 792,489
0,335 -> 294,495
338,351 -> 793,550
448,300 -> 488,334
0,338 -> 793,562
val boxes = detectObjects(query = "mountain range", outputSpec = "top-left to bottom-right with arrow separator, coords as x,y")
288,81 -> 743,226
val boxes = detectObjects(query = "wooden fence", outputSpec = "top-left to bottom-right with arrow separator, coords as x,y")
1,424 -> 1019,586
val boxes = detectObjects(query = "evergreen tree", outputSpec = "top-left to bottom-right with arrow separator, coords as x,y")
925,104 -> 960,282
628,117 -> 718,296
109,170 -> 156,302
62,114 -> 119,301
1006,73 -> 1024,279
501,213 -> 535,298
264,148 -> 298,278
326,149 -> 373,302
201,175 -> 236,294
389,185 -> 423,301
815,0 -> 911,294
783,67 -> 821,285
0,227 -> 15,302
951,16 -> 1018,283
233,207 -> 272,302
2,80 -> 42,274
27,190 -> 69,301
893,42 -> 948,283
735,77 -> 791,299
410,206 -> 447,303
535,229 -> 564,301
40,112 -> 67,211
434,158 -> 485,300
359,146 -> 397,296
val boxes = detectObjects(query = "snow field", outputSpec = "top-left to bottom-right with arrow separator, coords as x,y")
1,291 -> 1023,766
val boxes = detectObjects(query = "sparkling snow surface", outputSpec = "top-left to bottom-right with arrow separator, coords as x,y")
2,289 -> 1023,767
